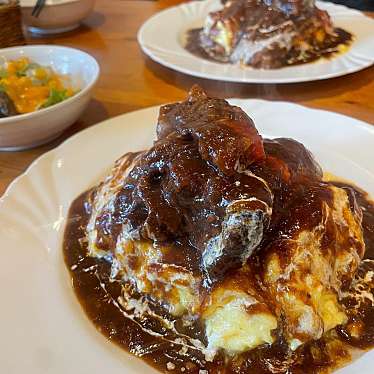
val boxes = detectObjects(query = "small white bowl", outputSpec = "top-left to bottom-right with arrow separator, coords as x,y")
0,45 -> 99,151
21,0 -> 96,35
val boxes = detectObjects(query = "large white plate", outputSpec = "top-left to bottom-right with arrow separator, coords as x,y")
138,0 -> 374,83
0,100 -> 374,373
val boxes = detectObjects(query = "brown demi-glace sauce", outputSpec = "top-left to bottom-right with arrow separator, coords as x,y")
63,87 -> 373,374
64,180 -> 374,374
185,28 -> 352,68
184,0 -> 353,69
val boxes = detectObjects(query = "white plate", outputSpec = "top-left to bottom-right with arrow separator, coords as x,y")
0,100 -> 373,373
138,0 -> 374,83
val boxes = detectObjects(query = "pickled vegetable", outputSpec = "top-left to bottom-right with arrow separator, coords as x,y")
0,57 -> 76,115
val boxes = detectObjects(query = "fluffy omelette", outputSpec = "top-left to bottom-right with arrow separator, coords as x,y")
64,86 -> 374,373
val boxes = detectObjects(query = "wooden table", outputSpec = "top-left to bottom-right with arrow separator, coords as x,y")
0,0 -> 373,196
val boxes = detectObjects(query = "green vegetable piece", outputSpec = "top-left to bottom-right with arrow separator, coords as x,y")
16,63 -> 40,77
42,88 -> 68,108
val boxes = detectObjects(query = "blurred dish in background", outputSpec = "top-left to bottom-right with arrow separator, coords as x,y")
21,0 -> 95,35
186,0 -> 353,69
0,45 -> 99,151
138,0 -> 374,83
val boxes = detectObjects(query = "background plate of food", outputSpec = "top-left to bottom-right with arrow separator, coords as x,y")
138,0 -> 374,83
0,90 -> 373,373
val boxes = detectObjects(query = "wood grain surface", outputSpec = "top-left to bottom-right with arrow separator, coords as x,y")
0,0 -> 373,196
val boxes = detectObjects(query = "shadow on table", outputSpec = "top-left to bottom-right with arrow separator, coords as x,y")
143,54 -> 374,106
81,11 -> 106,32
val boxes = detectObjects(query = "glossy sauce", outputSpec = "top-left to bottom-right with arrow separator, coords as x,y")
185,27 -> 352,68
63,88 -> 373,373
90,87 -> 269,283
64,179 -> 374,374
184,0 -> 353,69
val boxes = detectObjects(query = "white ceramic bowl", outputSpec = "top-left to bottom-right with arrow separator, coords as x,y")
21,0 -> 96,34
0,45 -> 99,151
